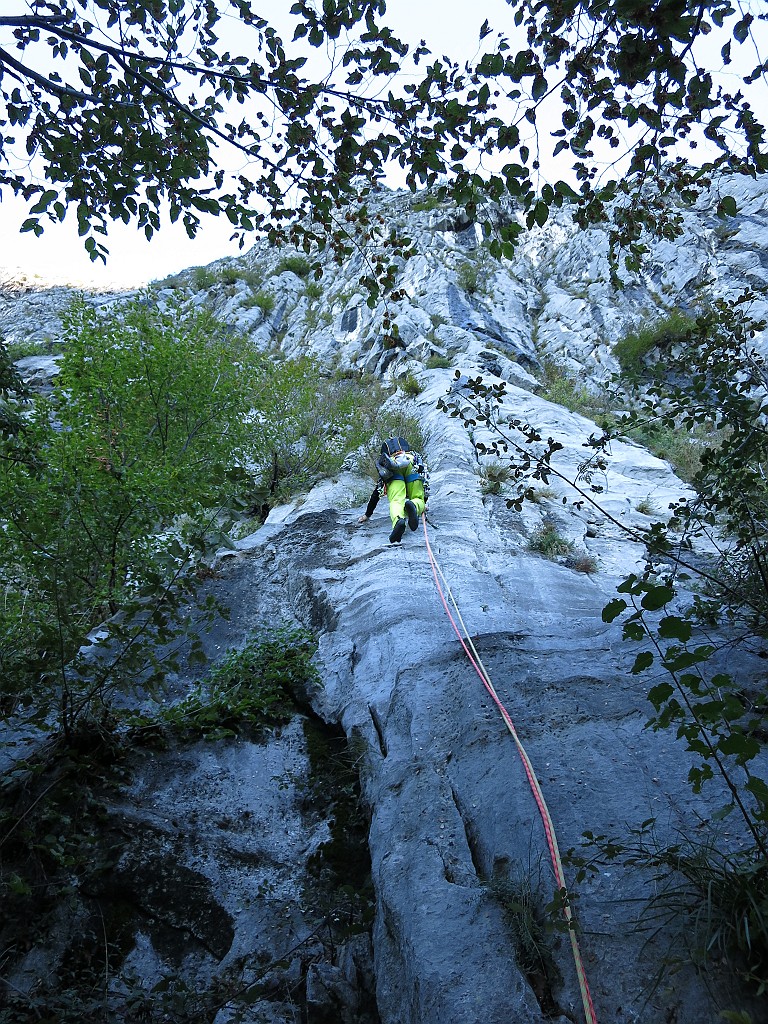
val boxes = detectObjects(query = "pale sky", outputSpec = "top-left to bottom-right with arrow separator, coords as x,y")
0,1 -> 763,289
1,0 -> 520,288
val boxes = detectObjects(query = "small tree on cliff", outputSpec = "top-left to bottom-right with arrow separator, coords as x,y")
0,296 -> 261,734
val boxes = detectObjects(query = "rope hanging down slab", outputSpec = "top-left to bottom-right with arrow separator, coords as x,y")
421,516 -> 599,1024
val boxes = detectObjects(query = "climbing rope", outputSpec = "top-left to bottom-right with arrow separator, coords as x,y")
421,515 -> 599,1024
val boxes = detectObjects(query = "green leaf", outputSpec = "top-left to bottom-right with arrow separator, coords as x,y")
717,195 -> 737,218
640,584 -> 674,611
733,15 -> 752,43
623,620 -> 645,642
531,74 -> 547,101
663,646 -> 713,671
745,775 -> 768,808
532,200 -> 548,227
658,615 -> 692,641
718,733 -> 761,763
617,575 -> 640,595
631,651 -> 654,674
29,189 -> 58,215
648,682 -> 673,707
602,598 -> 627,623
554,180 -> 578,199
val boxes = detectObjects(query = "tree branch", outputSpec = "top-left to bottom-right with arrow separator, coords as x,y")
0,45 -> 94,102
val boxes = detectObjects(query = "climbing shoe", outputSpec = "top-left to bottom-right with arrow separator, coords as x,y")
404,499 -> 419,531
389,517 -> 407,544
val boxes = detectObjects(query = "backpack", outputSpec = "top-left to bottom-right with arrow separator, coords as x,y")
378,436 -> 411,480
377,437 -> 430,504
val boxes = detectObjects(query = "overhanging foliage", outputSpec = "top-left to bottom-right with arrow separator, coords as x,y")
0,0 -> 765,279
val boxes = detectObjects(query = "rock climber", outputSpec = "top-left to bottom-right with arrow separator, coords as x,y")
358,436 -> 427,543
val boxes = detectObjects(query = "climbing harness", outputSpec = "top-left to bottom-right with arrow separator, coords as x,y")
421,515 -> 599,1024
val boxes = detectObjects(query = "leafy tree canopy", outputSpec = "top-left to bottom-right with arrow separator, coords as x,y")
1,0 -> 766,271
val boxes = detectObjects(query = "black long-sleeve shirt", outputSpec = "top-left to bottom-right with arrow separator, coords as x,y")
364,483 -> 383,518
363,453 -> 392,517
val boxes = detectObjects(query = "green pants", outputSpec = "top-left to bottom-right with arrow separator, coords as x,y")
386,474 -> 426,526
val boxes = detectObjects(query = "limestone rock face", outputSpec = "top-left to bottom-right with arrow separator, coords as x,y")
201,376 -> 764,1024
4,176 -> 768,1024
0,268 -> 133,349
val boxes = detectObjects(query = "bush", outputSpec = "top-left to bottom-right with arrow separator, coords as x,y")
248,290 -> 276,314
247,359 -> 392,512
565,552 -> 598,574
305,280 -> 323,300
479,460 -> 512,495
163,625 -> 319,739
457,262 -> 479,294
218,265 -> 242,285
636,495 -> 660,516
528,519 -> 573,558
626,419 -> 712,483
192,266 -> 218,290
613,309 -> 698,375
412,194 -> 442,212
277,255 -> 312,278
539,358 -> 606,416
574,824 -> 768,996
399,371 -> 423,396
426,354 -> 452,369
4,336 -> 63,360
0,295 -> 262,733
488,872 -> 558,1003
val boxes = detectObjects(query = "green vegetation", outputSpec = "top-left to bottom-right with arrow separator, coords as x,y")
565,552 -> 599,574
242,289 -> 276,314
613,309 -> 698,375
377,414 -> 428,457
192,266 -> 219,290
528,519 -> 573,558
3,0 -> 768,1007
190,265 -> 262,293
0,0 -> 757,293
570,823 -> 768,996
624,418 -> 714,483
457,262 -> 480,295
0,297 -> 393,736
163,626 -> 319,740
426,354 -> 452,369
488,873 -> 559,1013
479,460 -> 512,495
3,336 -> 63,361
1,296 -> 262,735
412,194 -> 442,212
153,271 -> 189,290
539,358 -> 607,417
399,371 -> 423,397
305,280 -> 324,301
277,255 -> 312,278
222,265 -> 262,289
635,495 -> 660,516
246,359 -> 392,513
528,486 -> 557,504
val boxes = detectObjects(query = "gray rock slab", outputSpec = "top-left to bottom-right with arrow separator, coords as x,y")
199,397 -> 765,1023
